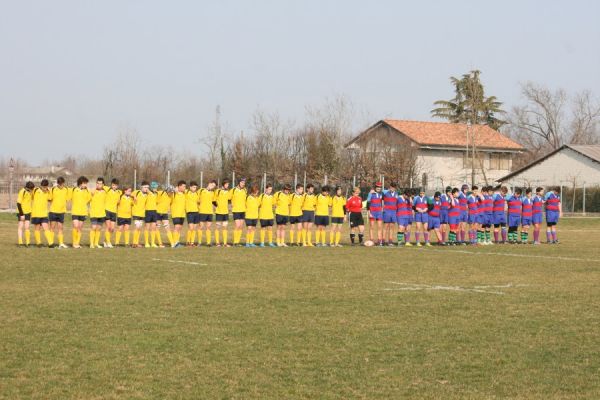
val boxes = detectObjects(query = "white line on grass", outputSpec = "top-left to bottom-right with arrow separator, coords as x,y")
152,258 -> 207,266
415,248 -> 600,263
382,281 -> 522,295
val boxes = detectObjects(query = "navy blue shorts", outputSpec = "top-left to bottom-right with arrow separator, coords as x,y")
215,213 -> 228,222
17,213 -> 31,221
532,213 -> 543,224
260,219 -> 274,227
233,212 -> 245,220
302,210 -> 315,223
508,214 -> 521,228
145,210 -> 158,223
72,215 -> 86,222
415,212 -> 429,224
172,217 -> 185,226
315,215 -> 329,226
91,217 -> 106,225
157,213 -> 169,221
187,212 -> 200,224
198,213 -> 212,222
117,218 -> 131,226
31,217 -> 49,225
289,215 -> 302,224
105,211 -> 117,222
245,218 -> 257,227
276,215 -> 288,225
383,212 -> 397,224
49,212 -> 65,223
428,217 -> 441,230
132,216 -> 144,221
331,217 -> 344,224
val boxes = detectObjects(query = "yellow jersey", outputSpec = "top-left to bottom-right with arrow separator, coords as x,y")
156,190 -> 171,215
105,187 -> 122,213
31,187 -> 51,218
71,187 -> 92,216
117,194 -> 134,219
171,191 -> 187,218
132,190 -> 147,218
17,188 -> 33,214
245,194 -> 259,219
302,193 -> 316,211
315,194 -> 331,216
49,186 -> 70,214
185,190 -> 200,213
145,191 -> 157,211
198,188 -> 215,214
214,188 -> 232,215
331,195 -> 346,218
289,193 -> 304,217
273,191 -> 290,216
231,187 -> 247,212
90,188 -> 107,218
258,193 -> 274,220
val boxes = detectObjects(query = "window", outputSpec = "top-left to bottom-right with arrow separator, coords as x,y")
489,153 -> 510,170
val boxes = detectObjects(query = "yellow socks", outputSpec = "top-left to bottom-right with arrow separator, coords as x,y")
233,229 -> 241,245
336,231 -> 341,245
301,229 -> 307,245
57,232 -> 64,245
315,230 -> 321,244
44,230 -> 53,245
222,230 -> 228,245
260,230 -> 266,244
155,231 -> 162,246
105,231 -> 111,244
25,230 -> 31,245
95,231 -> 101,247
133,230 -> 140,245
34,230 -> 41,245
289,230 -> 294,243
124,231 -> 130,245
115,231 -> 122,245
215,230 -> 220,245
206,230 -> 211,245
144,231 -> 149,246
307,231 -> 312,245
268,230 -> 273,244
166,231 -> 174,246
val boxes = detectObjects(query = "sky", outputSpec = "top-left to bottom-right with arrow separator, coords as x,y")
1,0 -> 599,164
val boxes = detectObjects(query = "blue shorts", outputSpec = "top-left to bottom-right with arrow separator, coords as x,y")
72,215 -> 86,222
493,213 -> 506,226
331,217 -> 344,224
289,215 -> 302,224
414,212 -> 428,224
369,211 -> 383,221
397,217 -> 411,227
31,217 -> 49,225
532,214 -> 543,224
439,211 -> 449,224
105,211 -> 117,222
508,214 -> 521,228
449,215 -> 461,227
546,211 -> 559,224
117,218 -> 131,226
245,218 -> 257,227
460,212 -> 468,223
145,210 -> 158,223
17,213 -> 31,221
49,212 -> 65,223
215,213 -> 228,222
485,214 -> 494,226
260,219 -> 274,227
302,210 -> 315,223
276,214 -> 288,225
428,217 -> 441,230
315,215 -> 329,226
90,217 -> 106,225
157,213 -> 169,221
233,212 -> 245,220
468,214 -> 479,225
522,217 -> 532,226
172,217 -> 185,226
186,212 -> 200,224
383,212 -> 397,224
198,213 -> 212,222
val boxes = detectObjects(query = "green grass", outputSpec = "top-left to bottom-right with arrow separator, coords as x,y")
1,214 -> 599,399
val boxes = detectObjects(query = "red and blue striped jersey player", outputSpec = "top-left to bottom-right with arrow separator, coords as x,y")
427,191 -> 444,245
521,188 -> 534,244
447,188 -> 462,245
396,190 -> 413,246
532,187 -> 545,244
457,184 -> 469,243
544,187 -> 562,244
382,183 -> 399,246
412,188 -> 429,246
467,186 -> 480,245
366,182 -> 384,244
439,186 -> 452,243
507,188 -> 523,244
492,185 -> 509,243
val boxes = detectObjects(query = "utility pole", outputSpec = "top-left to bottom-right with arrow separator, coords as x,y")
468,122 -> 475,187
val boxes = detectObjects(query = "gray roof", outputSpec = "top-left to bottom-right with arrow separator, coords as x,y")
568,145 -> 600,163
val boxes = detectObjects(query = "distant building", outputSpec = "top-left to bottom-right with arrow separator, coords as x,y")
345,119 -> 524,189
20,165 -> 74,184
497,144 -> 600,187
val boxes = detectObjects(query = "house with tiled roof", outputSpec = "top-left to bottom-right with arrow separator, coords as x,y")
345,119 -> 524,189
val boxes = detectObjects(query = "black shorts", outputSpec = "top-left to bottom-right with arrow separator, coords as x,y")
315,215 -> 329,226
331,217 -> 344,224
105,211 -> 117,222
215,213 -> 229,222
186,212 -> 200,224
547,221 -> 557,227
350,212 -> 364,228
133,216 -> 145,221
17,213 -> 31,221
302,210 -> 315,223
245,218 -> 257,227
198,213 -> 213,222
260,219 -> 274,227
145,210 -> 158,223
31,217 -> 49,225
493,223 -> 506,228
233,212 -> 245,220
117,218 -> 131,226
276,214 -> 289,225
49,212 -> 65,223
157,213 -> 169,221
289,215 -> 302,224
90,217 -> 106,225
72,215 -> 86,222
172,217 -> 185,226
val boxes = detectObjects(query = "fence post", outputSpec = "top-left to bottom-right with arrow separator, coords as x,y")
232,171 -> 236,187
263,172 -> 266,192
167,170 -> 170,187
303,171 -> 306,188
294,172 -> 298,188
353,175 -> 356,188
583,183 -> 586,216
200,171 -> 204,188
324,174 -> 328,186
134,169 -> 137,190
382,175 -> 385,189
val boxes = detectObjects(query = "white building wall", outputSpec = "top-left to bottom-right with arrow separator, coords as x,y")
500,148 -> 600,187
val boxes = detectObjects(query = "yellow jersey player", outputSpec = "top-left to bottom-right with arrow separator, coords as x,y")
198,180 -> 217,246
170,180 -> 187,248
143,181 -> 159,248
89,177 -> 108,248
131,182 -> 148,248
103,178 -> 122,248
301,183 -> 317,246
156,184 -> 173,247
49,176 -> 70,248
70,176 -> 92,249
314,185 -> 332,246
16,181 -> 34,246
244,184 -> 260,247
258,183 -> 276,247
289,184 -> 304,246
273,184 -> 291,247
31,179 -> 53,247
231,178 -> 247,246
185,181 -> 200,246
214,179 -> 232,247
115,186 -> 134,246
330,186 -> 347,247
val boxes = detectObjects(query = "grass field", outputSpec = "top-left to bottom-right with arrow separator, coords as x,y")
1,214 -> 600,399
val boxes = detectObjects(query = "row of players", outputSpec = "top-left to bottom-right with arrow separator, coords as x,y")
15,176 -> 562,248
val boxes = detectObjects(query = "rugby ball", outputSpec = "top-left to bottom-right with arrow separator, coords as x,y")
364,240 -> 374,247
